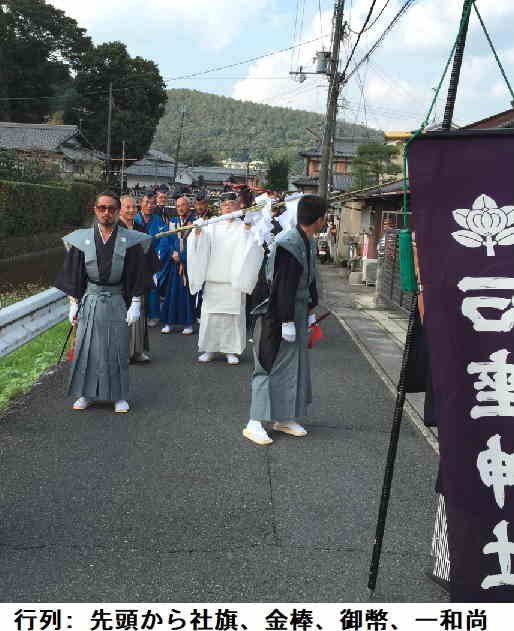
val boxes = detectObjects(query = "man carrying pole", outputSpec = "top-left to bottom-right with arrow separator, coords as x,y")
187,191 -> 264,365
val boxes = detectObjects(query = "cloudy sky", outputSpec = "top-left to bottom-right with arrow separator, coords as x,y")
52,0 -> 514,132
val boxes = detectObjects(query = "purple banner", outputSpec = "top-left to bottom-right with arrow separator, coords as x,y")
411,130 -> 514,601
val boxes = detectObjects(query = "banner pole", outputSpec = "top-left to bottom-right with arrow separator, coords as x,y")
367,292 -> 419,594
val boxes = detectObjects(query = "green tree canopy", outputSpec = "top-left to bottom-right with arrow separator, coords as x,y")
0,0 -> 92,121
266,153 -> 290,191
63,41 -> 168,167
350,141 -> 401,190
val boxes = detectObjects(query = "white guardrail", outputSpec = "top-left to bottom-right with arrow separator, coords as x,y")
0,288 -> 68,359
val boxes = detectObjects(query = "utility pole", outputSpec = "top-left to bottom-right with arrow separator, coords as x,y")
120,140 -> 126,195
0,5 -> 10,121
442,0 -> 473,130
173,104 -> 187,185
319,0 -> 346,199
106,82 -> 113,183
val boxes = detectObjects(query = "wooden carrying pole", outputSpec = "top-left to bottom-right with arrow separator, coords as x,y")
152,190 -> 351,239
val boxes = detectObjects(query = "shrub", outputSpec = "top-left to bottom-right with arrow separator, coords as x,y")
0,179 -> 98,237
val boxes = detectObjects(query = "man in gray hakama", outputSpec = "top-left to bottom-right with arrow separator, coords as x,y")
244,195 -> 327,445
55,192 -> 151,413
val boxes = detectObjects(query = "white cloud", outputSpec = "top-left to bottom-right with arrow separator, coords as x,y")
232,7 -> 332,110
52,0 -> 269,51
50,0 -> 514,131
231,0 -> 514,132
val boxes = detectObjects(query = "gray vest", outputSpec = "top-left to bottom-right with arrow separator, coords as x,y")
267,226 -> 316,303
63,226 -> 152,285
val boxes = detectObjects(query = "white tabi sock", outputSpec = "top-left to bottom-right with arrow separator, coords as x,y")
247,419 -> 264,432
243,419 -> 273,445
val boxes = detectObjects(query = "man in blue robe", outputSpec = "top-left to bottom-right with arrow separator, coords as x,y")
157,196 -> 196,335
135,193 -> 167,326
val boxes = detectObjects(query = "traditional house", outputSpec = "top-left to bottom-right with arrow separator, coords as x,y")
0,122 -> 105,181
190,166 -> 260,191
125,149 -> 192,190
463,107 -> 514,129
292,137 -> 367,193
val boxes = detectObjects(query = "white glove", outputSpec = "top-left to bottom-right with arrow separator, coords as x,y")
68,302 -> 79,325
126,299 -> 141,326
282,322 -> 296,343
308,313 -> 316,327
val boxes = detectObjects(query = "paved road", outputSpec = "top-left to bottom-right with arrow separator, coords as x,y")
0,281 -> 445,601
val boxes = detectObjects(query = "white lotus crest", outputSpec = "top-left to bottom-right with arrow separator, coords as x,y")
452,194 -> 514,256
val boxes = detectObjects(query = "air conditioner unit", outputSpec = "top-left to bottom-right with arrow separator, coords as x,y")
362,258 -> 377,285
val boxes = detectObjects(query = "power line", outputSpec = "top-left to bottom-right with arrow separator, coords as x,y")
0,36 -> 326,103
344,0 -> 418,84
296,0 -> 307,68
318,0 -> 325,42
167,77 -> 293,81
291,0 -> 301,71
340,0 -> 379,80
162,34 -> 324,81
348,0 -> 392,35
367,60 -> 427,106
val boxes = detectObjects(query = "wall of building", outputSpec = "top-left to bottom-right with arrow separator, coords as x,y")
336,200 -> 363,260
307,157 -> 350,177
13,149 -> 103,183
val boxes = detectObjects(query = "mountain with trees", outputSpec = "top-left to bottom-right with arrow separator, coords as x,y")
152,89 -> 383,174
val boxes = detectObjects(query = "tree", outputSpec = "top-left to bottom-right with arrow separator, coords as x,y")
0,0 -> 92,121
63,41 -> 167,173
266,154 -> 290,191
350,141 -> 401,190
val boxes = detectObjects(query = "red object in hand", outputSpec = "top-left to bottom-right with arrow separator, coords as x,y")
67,325 -> 77,360
308,323 -> 324,348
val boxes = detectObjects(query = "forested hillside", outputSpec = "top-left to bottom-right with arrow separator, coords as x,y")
152,89 -> 382,173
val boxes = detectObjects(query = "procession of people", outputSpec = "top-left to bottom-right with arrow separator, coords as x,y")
55,187 -> 327,445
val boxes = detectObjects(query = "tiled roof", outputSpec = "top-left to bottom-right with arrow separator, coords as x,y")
300,137 -> 372,158
344,178 -> 406,200
0,122 -> 78,151
126,162 -> 177,177
190,166 -> 256,183
126,149 -> 189,177
463,108 -> 514,130
147,148 -> 175,163
292,174 -> 354,190
61,146 -> 107,163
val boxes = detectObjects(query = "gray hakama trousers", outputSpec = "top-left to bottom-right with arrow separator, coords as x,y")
250,301 -> 312,421
68,283 -> 129,401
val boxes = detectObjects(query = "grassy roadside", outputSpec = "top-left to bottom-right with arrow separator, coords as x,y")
0,283 -> 47,309
0,320 -> 68,412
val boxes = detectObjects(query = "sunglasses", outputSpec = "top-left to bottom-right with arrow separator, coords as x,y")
96,205 -> 118,212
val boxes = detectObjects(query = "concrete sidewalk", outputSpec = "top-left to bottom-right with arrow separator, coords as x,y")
321,265 -> 438,454
0,268 -> 445,602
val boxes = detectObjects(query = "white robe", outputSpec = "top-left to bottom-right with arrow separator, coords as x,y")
188,219 -> 264,354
